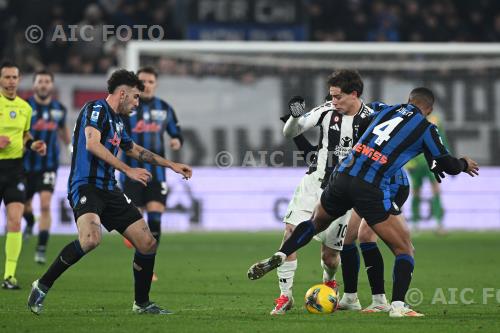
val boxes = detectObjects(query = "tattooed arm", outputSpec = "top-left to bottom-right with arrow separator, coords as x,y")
86,127 -> 151,186
125,142 -> 193,179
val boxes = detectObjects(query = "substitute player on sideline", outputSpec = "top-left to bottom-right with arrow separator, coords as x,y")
28,69 -> 192,315
23,70 -> 71,264
0,61 -> 46,289
120,67 -> 183,281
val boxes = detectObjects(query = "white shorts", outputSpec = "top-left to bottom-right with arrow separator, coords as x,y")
283,172 -> 351,251
283,173 -> 322,225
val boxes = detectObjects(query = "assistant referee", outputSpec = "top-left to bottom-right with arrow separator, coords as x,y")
0,61 -> 46,289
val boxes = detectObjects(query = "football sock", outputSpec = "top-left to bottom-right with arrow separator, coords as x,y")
321,259 -> 337,282
391,254 -> 414,302
360,242 -> 385,295
24,212 -> 35,229
279,220 -> 315,256
147,212 -> 162,244
39,240 -> 85,289
277,259 -> 297,297
37,230 -> 50,253
4,232 -> 22,279
340,243 -> 360,293
133,251 -> 156,304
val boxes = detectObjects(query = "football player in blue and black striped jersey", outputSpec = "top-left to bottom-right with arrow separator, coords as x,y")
120,67 -> 183,281
23,70 -> 71,264
28,69 -> 192,315
248,87 -> 479,318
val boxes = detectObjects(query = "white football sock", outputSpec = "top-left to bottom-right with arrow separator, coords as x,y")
277,259 -> 297,297
372,294 -> 388,304
321,259 -> 337,282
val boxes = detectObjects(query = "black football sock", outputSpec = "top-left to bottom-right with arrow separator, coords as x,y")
360,242 -> 385,295
133,251 -> 156,305
341,243 -> 360,293
24,212 -> 35,229
37,230 -> 50,252
279,220 -> 316,256
147,212 -> 162,244
391,254 -> 414,303
39,240 -> 85,289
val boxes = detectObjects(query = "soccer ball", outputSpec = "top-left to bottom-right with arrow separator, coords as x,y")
304,284 -> 338,314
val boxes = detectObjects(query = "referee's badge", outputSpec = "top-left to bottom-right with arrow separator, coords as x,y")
80,196 -> 87,205
9,111 -> 16,119
17,182 -> 25,192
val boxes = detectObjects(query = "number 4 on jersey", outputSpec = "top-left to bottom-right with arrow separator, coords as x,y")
373,117 -> 403,145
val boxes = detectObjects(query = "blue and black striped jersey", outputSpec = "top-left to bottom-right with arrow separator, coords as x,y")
120,97 -> 182,182
68,99 -> 133,204
23,96 -> 67,172
338,103 -> 448,190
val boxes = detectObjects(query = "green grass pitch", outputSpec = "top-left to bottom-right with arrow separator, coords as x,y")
1,232 -> 499,333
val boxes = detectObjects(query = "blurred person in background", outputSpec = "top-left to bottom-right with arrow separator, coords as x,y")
23,69 -> 71,264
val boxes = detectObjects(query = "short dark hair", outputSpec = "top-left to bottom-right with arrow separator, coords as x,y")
107,69 -> 144,93
0,61 -> 20,76
33,69 -> 54,82
409,87 -> 434,107
327,70 -> 364,97
137,66 -> 158,78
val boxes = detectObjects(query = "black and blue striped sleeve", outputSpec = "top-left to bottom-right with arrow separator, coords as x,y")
165,104 -> 183,144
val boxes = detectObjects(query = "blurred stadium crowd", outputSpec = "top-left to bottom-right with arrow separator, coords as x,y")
1,0 -> 500,74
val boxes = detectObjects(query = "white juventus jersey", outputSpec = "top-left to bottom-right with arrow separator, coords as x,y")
283,101 -> 373,185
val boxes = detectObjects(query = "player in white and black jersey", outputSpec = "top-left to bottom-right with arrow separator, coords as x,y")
268,70 -> 373,315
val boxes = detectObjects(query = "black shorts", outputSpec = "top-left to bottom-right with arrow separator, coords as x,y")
69,185 -> 143,234
26,170 -> 57,200
320,172 -> 401,226
122,178 -> 167,207
390,184 -> 410,215
0,159 -> 26,205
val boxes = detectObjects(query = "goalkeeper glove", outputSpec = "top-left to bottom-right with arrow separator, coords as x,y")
288,95 -> 306,118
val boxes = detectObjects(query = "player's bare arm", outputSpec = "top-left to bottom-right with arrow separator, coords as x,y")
126,142 -> 192,180
23,131 -> 46,156
85,126 -> 151,186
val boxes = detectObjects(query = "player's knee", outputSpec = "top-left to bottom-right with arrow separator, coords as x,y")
358,227 -> 376,243
41,204 -> 50,214
393,240 -> 414,256
321,250 -> 340,268
79,233 -> 101,251
136,236 -> 157,254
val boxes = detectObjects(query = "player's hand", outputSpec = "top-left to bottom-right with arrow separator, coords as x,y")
126,167 -> 152,186
461,156 -> 479,177
288,95 -> 306,118
0,136 -> 11,149
170,138 -> 182,151
171,162 -> 192,180
31,140 -> 47,156
428,159 -> 446,183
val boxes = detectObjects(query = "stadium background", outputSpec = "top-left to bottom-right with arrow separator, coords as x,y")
1,0 -> 499,233
0,1 -> 499,332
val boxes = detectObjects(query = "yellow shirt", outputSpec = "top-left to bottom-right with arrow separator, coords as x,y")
0,94 -> 32,160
